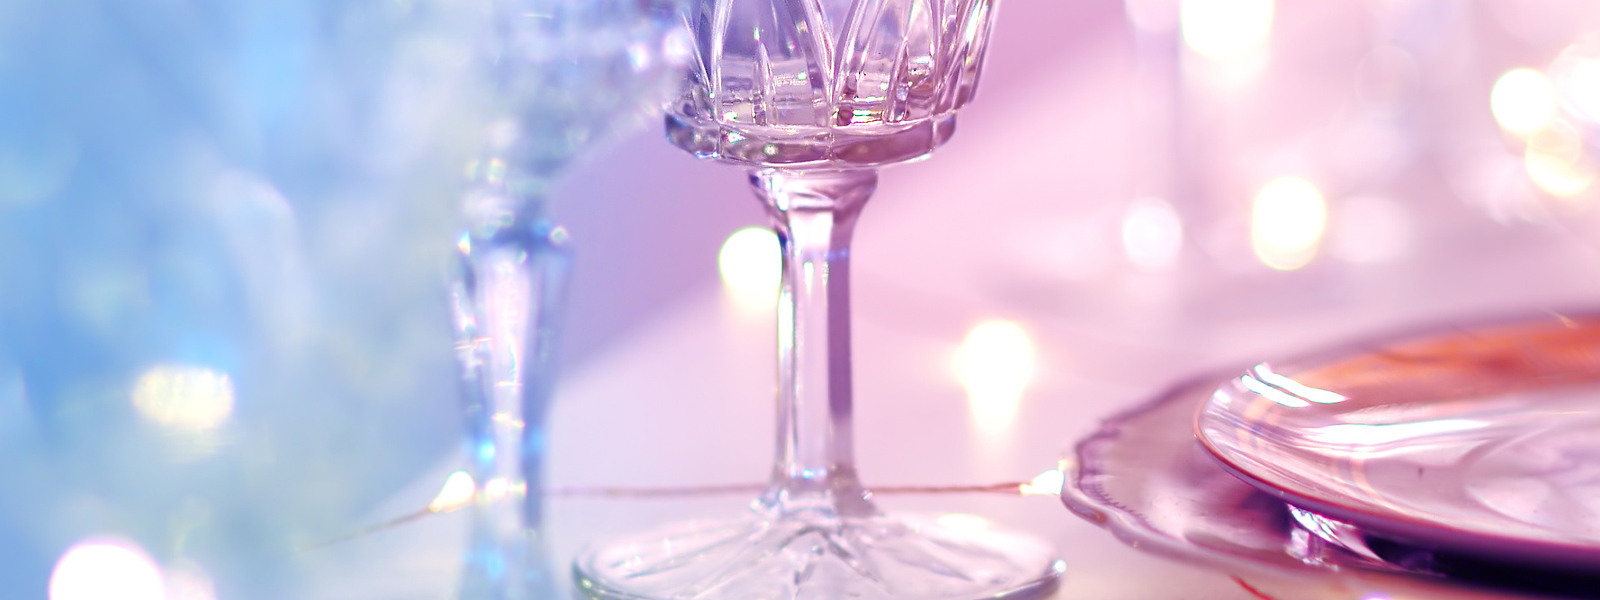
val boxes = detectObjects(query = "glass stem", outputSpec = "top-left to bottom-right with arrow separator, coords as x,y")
452,189 -> 570,600
750,168 -> 878,519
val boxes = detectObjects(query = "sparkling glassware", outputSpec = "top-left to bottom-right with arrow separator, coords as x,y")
572,1 -> 1063,598
451,1 -> 683,598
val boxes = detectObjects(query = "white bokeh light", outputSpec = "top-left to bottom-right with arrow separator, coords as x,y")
1251,176 -> 1327,271
50,540 -> 165,600
1121,197 -> 1184,271
718,227 -> 781,311
1181,0 -> 1274,60
1491,68 -> 1557,135
954,320 -> 1037,435
1549,40 -> 1600,124
429,470 -> 476,513
130,365 -> 234,430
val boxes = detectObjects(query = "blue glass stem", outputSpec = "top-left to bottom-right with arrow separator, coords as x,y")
452,191 -> 571,600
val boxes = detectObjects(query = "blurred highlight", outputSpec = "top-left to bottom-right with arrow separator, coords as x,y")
1250,176 -> 1327,271
1491,68 -> 1557,135
718,227 -> 781,311
1523,125 -> 1596,198
130,366 -> 234,430
429,470 -> 476,513
164,561 -> 217,600
1549,38 -> 1600,125
1180,0 -> 1273,60
955,321 -> 1037,435
50,540 -> 165,600
1121,197 -> 1184,271
935,513 -> 992,534
1019,469 -> 1065,497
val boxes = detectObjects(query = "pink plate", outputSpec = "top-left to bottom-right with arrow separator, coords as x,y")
1196,313 -> 1600,573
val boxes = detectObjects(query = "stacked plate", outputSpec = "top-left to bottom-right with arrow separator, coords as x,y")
1064,313 -> 1600,600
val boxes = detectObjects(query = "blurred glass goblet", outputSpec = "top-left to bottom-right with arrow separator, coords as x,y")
449,1 -> 685,598
571,1 -> 1064,598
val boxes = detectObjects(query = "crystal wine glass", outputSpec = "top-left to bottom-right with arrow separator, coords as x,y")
573,1 -> 1063,598
451,1 -> 683,597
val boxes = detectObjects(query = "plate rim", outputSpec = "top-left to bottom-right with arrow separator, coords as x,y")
1192,310 -> 1600,571
1060,373 -> 1550,600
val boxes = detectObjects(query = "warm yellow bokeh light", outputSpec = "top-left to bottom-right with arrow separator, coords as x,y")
1020,469 -> 1066,497
1251,176 -> 1327,271
718,227 -> 781,311
1491,68 -> 1557,135
955,320 -> 1037,435
50,540 -> 166,600
1181,0 -> 1274,60
1526,147 -> 1597,197
131,365 -> 234,430
429,470 -> 477,513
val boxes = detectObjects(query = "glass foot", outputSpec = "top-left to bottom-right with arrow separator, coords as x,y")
573,511 -> 1064,600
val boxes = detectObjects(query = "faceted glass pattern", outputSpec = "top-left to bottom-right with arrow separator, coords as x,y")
665,0 -> 998,167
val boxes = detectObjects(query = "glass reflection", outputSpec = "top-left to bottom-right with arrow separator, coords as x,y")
1251,364 -> 1346,404
1303,419 -> 1484,448
1239,374 -> 1310,408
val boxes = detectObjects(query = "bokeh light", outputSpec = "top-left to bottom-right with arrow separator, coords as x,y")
1491,68 -> 1557,135
1524,125 -> 1596,198
1549,39 -> 1600,125
1020,469 -> 1065,497
1121,197 -> 1184,271
130,365 -> 235,430
718,227 -> 781,311
1251,176 -> 1327,271
429,470 -> 476,513
49,540 -> 165,600
954,320 -> 1037,435
1181,0 -> 1274,60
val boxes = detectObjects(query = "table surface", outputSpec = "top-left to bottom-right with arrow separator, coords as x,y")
295,0 -> 1600,597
